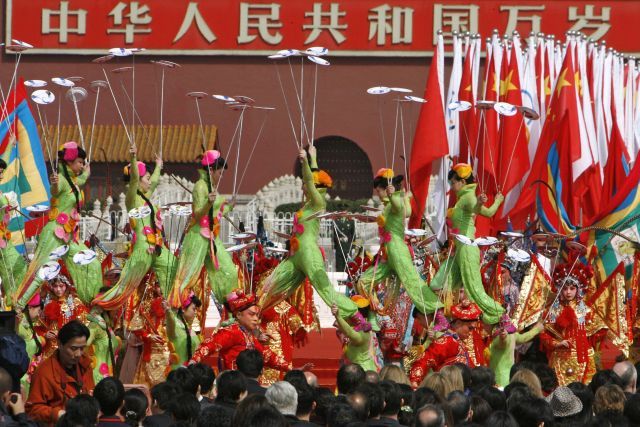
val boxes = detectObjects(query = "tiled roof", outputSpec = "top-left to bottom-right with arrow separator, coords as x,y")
39,124 -> 217,163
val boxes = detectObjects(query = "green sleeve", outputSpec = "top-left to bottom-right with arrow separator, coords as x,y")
515,326 -> 542,345
476,194 -> 504,218
76,168 -> 89,187
335,315 -> 367,346
87,322 -> 98,346
165,309 -> 178,340
389,191 -> 406,214
125,155 -> 140,210
52,171 -> 69,198
149,163 -> 162,193
191,181 -> 211,221
301,157 -> 324,209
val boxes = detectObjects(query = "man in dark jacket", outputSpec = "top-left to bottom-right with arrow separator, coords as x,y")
0,367 -> 38,427
236,350 -> 266,396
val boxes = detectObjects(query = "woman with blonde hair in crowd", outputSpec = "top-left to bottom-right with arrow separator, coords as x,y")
440,365 -> 464,393
510,368 -> 543,398
379,365 -> 411,386
593,384 -> 626,416
420,372 -> 455,400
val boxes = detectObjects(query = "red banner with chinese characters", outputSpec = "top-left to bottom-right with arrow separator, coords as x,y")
5,0 -> 640,56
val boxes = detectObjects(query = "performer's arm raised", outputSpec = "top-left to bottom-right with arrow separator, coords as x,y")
149,153 -> 163,194
125,145 -> 140,210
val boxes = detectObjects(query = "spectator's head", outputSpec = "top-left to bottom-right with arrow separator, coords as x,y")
413,387 -> 444,413
532,363 -> 558,395
397,384 -> 414,426
624,393 -> 640,427
440,365 -> 464,392
188,363 -> 216,397
244,406 -> 288,426
346,390 -> 369,422
447,390 -> 471,424
378,380 -> 402,417
420,372 -> 454,401
291,382 -> 315,419
504,382 -> 532,404
150,381 -> 179,413
167,367 -> 199,396
415,404 -> 445,427
337,364 -> 365,395
508,397 -> 554,427
469,396 -> 491,424
197,405 -> 232,427
94,377 -> 125,417
379,365 -> 411,386
121,388 -> 148,427
0,367 -> 13,401
311,388 -> 335,426
265,381 -> 298,416
283,369 -> 306,386
589,369 -> 623,394
215,370 -> 247,404
236,350 -> 264,380
510,368 -> 543,398
612,360 -> 637,394
483,410 -> 518,427
476,386 -> 506,412
169,392 -> 200,423
57,320 -> 90,369
365,370 -> 380,384
354,382 -> 384,419
593,384 -> 626,415
232,394 -> 270,427
304,371 -> 318,388
469,366 -> 495,393
567,381 -> 594,423
327,401 -> 359,426
453,363 -> 472,391
60,394 -> 99,427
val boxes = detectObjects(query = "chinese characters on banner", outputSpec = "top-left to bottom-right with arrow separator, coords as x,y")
7,0 -> 640,55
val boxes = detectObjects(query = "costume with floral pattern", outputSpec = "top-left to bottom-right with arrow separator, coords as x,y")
93,154 -> 176,309
258,152 -> 357,317
0,191 -> 26,308
14,162 -> 102,308
16,311 -> 46,394
87,308 -> 122,384
408,330 -> 469,387
429,183 -> 505,324
41,285 -> 89,358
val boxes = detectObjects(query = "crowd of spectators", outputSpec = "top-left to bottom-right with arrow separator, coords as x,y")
1,321 -> 640,427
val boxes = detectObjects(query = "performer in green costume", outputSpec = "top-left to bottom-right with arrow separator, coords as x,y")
168,150 -> 237,308
357,168 -> 441,315
93,144 -> 175,309
429,163 -> 505,324
86,288 -> 122,384
16,293 -> 46,394
166,293 -> 202,369
259,146 -> 357,318
0,152 -> 27,308
331,295 -> 380,372
14,142 -> 102,309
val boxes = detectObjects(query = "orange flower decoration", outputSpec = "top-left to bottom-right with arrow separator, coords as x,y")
212,222 -> 220,238
290,237 -> 300,253
312,170 -> 333,188
452,163 -> 472,180
376,214 -> 386,228
446,208 -> 455,218
48,208 -> 59,221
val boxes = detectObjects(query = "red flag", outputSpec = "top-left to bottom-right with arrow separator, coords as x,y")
458,40 -> 478,163
602,113 -> 630,206
498,44 -> 530,195
409,35 -> 448,229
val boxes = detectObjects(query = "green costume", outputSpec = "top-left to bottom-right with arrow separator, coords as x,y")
14,163 -> 102,308
166,308 -> 201,369
94,156 -> 175,309
0,192 -> 27,308
87,309 -> 121,384
430,184 -> 505,324
357,190 -> 441,315
335,314 -> 378,372
489,325 -> 542,387
259,153 -> 357,318
170,169 -> 237,307
16,314 -> 45,394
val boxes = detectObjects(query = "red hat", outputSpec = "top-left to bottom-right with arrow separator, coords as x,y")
552,260 -> 593,292
451,300 -> 482,321
226,289 -> 256,313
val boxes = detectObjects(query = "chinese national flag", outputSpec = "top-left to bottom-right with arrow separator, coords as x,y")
458,42 -> 478,163
409,35 -> 449,229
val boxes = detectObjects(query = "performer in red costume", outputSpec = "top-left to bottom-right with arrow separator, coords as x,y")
409,301 -> 476,387
454,300 -> 488,368
189,289 -> 291,373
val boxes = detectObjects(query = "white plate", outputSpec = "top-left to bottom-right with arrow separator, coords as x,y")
405,228 -> 428,237
265,246 -> 288,253
500,231 -> 524,238
31,90 -> 55,105
305,46 -> 328,56
404,95 -> 427,103
12,39 -> 34,48
474,236 -> 499,246
212,94 -> 235,102
455,234 -> 477,246
24,79 -> 47,88
109,47 -> 133,57
448,100 -> 472,111
49,245 -> 69,260
308,56 -> 330,66
276,49 -> 300,57
231,232 -> 256,241
51,77 -> 75,87
507,248 -> 530,262
128,206 -> 151,219
390,87 -> 412,93
494,101 -> 517,116
226,242 -> 258,253
25,204 -> 49,212
38,261 -> 61,281
169,205 -> 192,217
367,86 -> 391,95
73,249 -> 97,265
